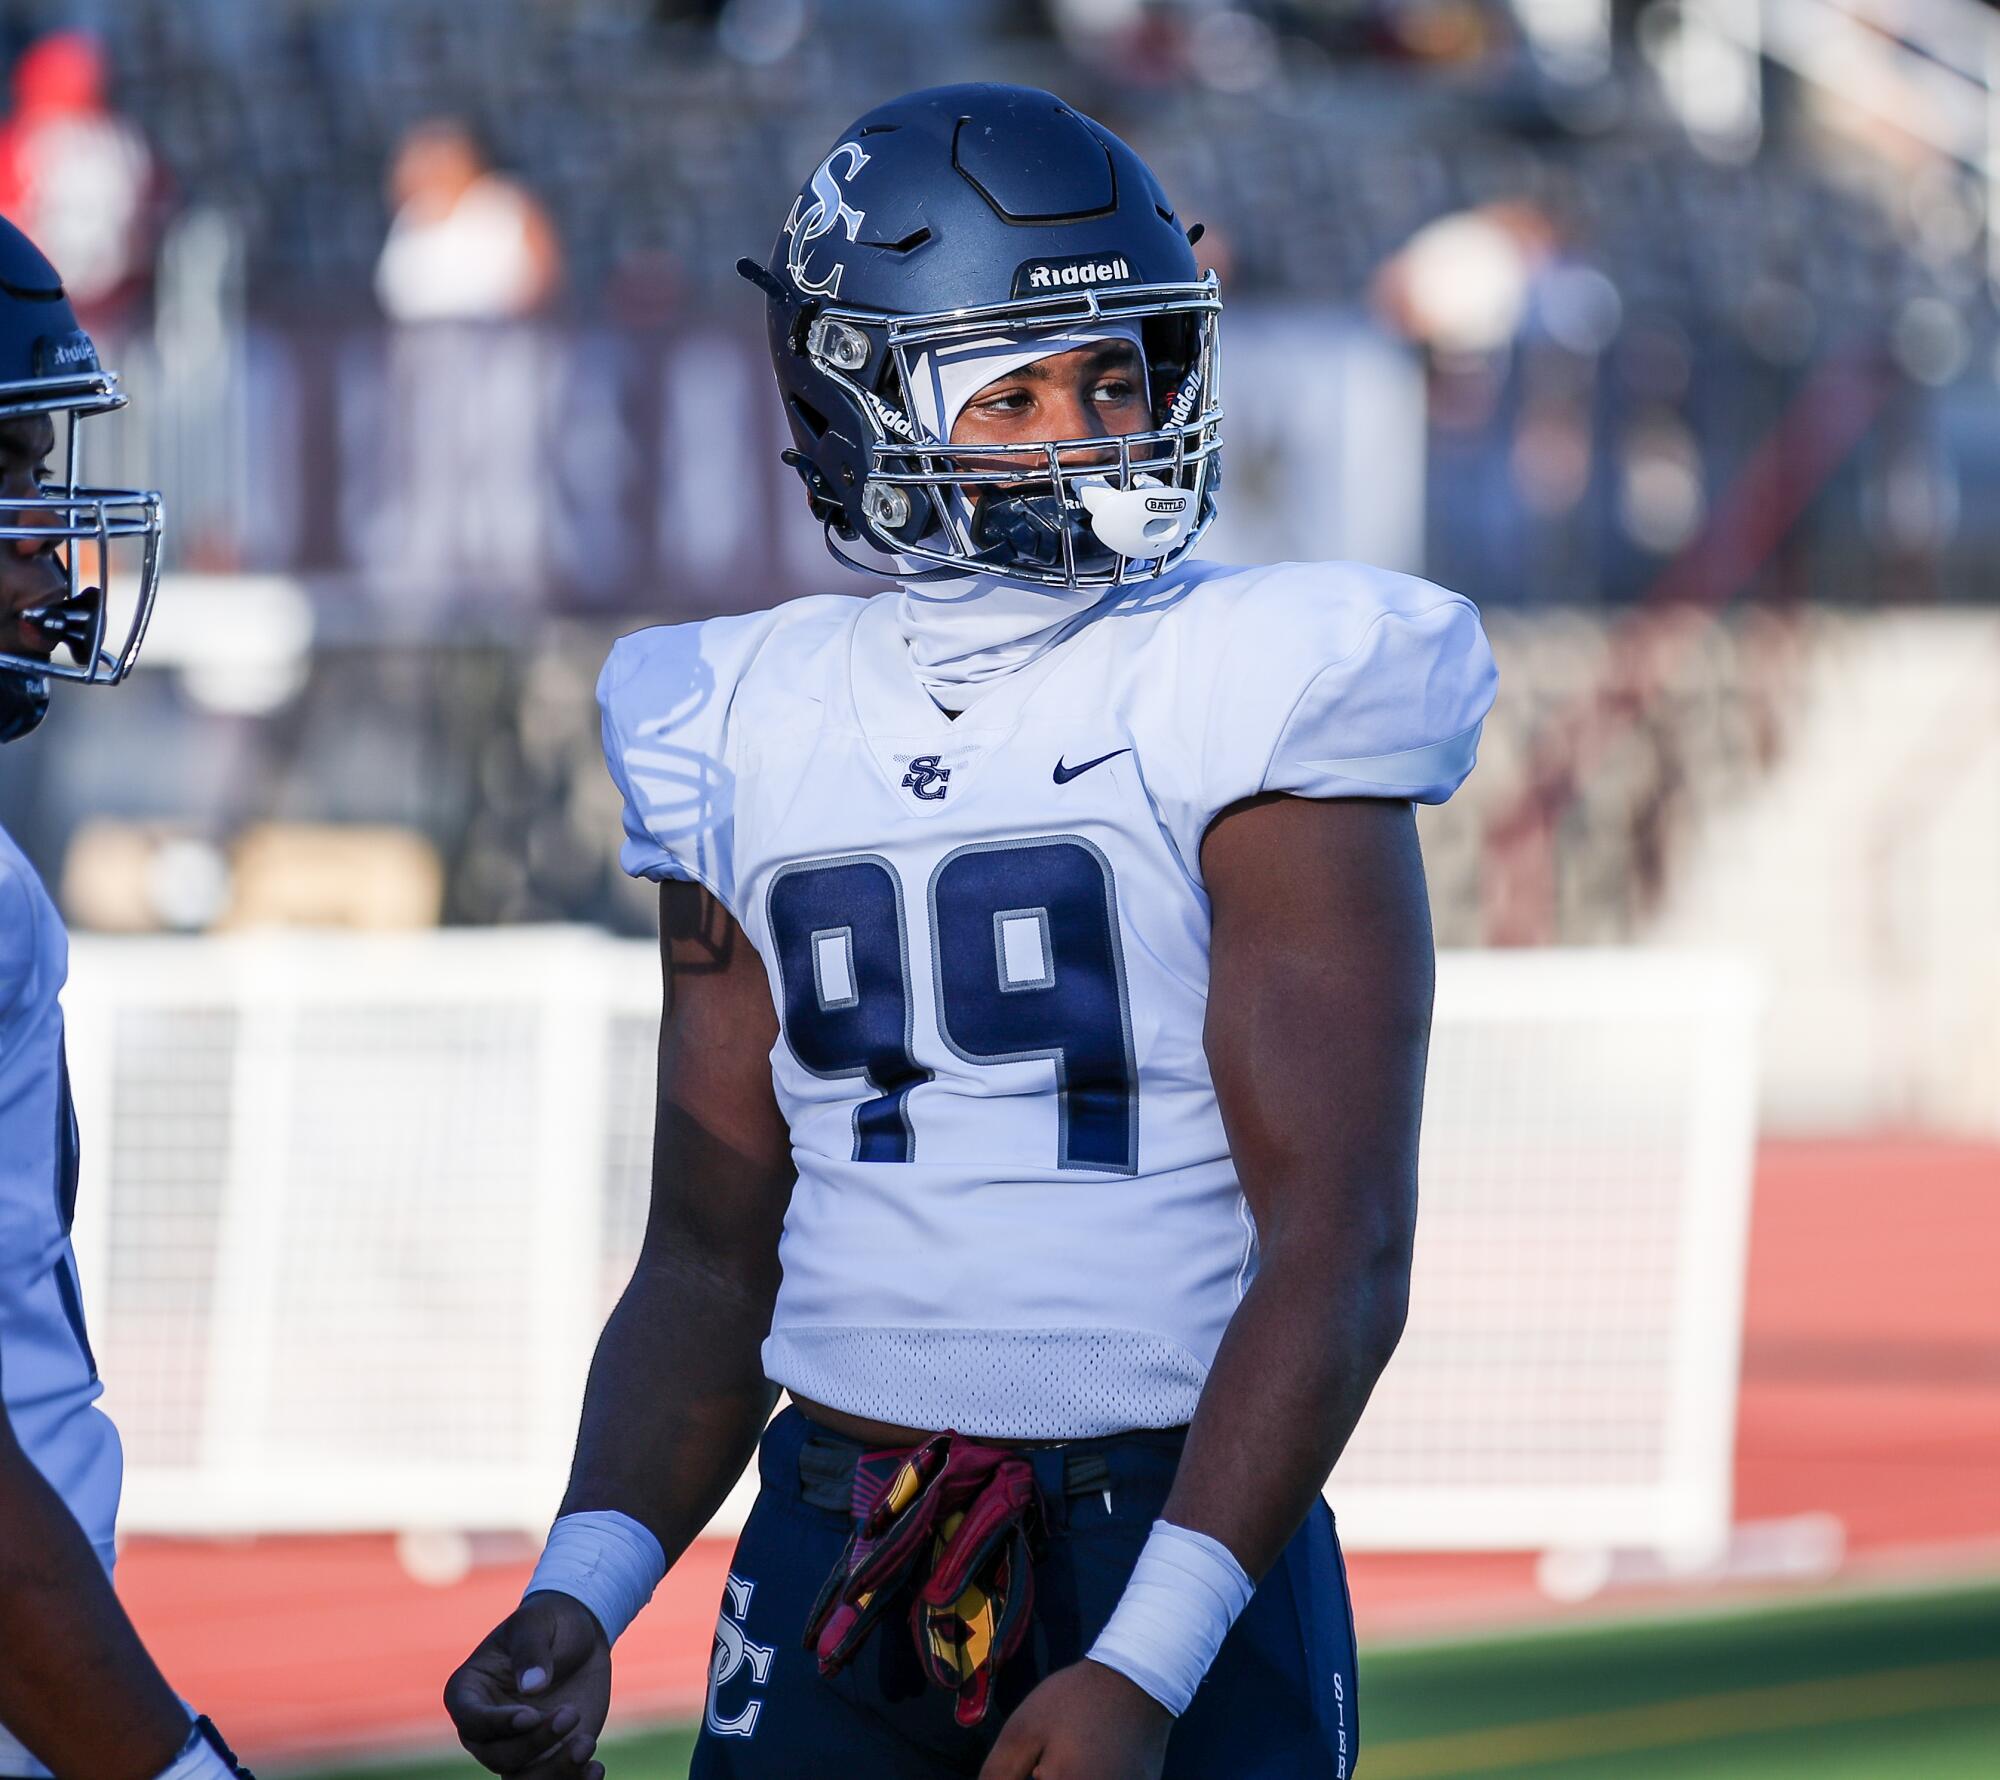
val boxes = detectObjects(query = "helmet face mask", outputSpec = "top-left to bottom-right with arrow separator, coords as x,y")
0,376 -> 165,689
830,281 -> 1222,587
752,85 -> 1224,590
0,218 -> 164,741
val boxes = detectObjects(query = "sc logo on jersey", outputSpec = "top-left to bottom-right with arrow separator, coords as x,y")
900,754 -> 952,801
785,140 -> 870,298
705,1572 -> 774,1739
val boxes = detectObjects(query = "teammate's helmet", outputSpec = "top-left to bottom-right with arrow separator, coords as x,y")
0,214 -> 164,743
745,84 -> 1221,588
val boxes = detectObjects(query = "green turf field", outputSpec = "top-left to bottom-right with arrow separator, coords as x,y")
294,1577 -> 2000,1778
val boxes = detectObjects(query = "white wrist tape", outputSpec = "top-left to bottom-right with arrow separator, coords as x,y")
150,1716 -> 242,1780
523,1509 -> 667,1646
1088,1519 -> 1255,1717
151,1742 -> 235,1780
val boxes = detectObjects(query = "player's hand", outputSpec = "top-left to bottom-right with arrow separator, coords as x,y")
978,1659 -> 1173,1780
443,1590 -> 612,1778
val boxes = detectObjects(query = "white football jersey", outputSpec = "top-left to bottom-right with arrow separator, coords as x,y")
600,559 -> 1496,1438
0,825 -> 122,1778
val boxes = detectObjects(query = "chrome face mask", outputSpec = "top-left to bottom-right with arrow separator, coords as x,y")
0,367 -> 165,698
807,275 -> 1223,589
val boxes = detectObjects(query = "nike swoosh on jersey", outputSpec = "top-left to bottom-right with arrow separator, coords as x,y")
1052,748 -> 1132,784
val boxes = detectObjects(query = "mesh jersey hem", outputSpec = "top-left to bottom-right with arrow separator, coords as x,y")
764,1324 -> 1211,1440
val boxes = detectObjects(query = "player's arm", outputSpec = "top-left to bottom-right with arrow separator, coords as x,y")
983,792 -> 1429,1779
1164,790 -> 1428,1563
560,880 -> 794,1542
0,1349 -> 203,1780
445,880 -> 794,1778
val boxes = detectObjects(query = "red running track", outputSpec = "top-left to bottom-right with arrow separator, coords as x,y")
111,1138 -> 2000,1767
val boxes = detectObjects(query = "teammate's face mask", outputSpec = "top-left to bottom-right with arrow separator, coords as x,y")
0,366 -> 165,743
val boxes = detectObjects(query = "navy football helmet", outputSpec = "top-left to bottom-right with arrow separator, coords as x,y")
0,213 -> 164,743
743,84 -> 1221,588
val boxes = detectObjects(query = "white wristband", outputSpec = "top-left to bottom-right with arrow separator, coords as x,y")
150,1716 -> 244,1780
1087,1519 -> 1255,1717
524,1509 -> 668,1646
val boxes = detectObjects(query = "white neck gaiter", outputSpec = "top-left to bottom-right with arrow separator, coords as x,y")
896,323 -> 1149,712
897,571 -> 1122,712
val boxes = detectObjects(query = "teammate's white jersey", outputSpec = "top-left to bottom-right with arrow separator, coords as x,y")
600,558 -> 1496,1438
1,825 -> 122,1777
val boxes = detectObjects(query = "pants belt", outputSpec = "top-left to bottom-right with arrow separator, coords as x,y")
795,1424 -> 1178,1514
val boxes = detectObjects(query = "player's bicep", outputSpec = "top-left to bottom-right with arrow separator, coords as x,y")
1200,794 -> 1432,1261
640,881 -> 794,1281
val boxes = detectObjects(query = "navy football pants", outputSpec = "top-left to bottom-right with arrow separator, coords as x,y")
690,1407 -> 1359,1779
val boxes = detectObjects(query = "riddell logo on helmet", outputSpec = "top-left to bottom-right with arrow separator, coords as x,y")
862,389 -> 918,442
34,332 -> 99,375
1015,256 -> 1136,295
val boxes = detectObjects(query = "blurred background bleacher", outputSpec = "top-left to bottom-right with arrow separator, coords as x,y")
2,5 -> 1999,1770
3,0 -> 1997,1132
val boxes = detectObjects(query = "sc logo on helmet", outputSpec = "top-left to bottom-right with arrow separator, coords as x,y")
785,141 -> 870,298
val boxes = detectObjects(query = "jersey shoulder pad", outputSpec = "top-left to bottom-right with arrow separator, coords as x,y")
1190,559 -> 1496,819
597,595 -> 860,908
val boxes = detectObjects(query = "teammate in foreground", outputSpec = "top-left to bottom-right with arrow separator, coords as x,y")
447,84 -> 1496,1779
0,217 -> 251,1780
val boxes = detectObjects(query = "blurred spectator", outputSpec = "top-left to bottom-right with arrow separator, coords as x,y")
1371,201 -> 1560,359
374,119 -> 562,323
0,30 -> 159,324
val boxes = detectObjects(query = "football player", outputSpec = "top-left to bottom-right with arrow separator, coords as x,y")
446,84 -> 1495,1779
0,216 -> 253,1780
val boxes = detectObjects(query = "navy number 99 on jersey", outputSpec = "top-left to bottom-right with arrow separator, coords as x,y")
767,836 -> 1137,1173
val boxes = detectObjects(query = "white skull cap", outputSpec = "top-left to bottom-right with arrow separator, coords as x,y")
907,322 -> 1148,444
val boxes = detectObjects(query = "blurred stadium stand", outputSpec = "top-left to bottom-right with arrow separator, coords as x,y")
0,0 -> 1995,1134
0,1 -> 1981,321
0,0 -> 1986,611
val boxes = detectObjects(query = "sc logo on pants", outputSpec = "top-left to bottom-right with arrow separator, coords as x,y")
706,1572 -> 775,1738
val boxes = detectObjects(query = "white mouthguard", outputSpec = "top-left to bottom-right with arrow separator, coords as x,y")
1077,474 -> 1199,559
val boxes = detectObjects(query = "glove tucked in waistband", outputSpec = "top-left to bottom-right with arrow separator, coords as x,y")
803,1430 -> 1045,1727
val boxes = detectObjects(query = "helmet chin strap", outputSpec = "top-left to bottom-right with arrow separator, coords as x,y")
954,471 -> 1199,576
822,524 -> 967,583
0,594 -> 87,742
968,489 -> 1119,578
824,513 -> 1137,587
